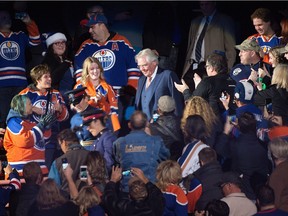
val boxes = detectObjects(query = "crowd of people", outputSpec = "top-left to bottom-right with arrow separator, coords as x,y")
1,1 -> 288,216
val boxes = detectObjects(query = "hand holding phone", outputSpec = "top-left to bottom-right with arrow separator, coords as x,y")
62,158 -> 68,170
80,165 -> 88,180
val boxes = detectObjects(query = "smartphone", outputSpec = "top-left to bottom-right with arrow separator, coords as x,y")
228,115 -> 237,124
220,91 -> 228,100
62,158 -> 68,170
122,170 -> 131,176
80,165 -> 88,180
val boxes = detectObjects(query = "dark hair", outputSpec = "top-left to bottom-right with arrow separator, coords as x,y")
23,162 -> 43,184
251,8 -> 272,23
128,178 -> 148,201
206,53 -> 228,74
57,129 -> 79,144
238,112 -> 257,134
256,185 -> 275,207
198,147 -> 217,165
183,115 -> 207,142
130,111 -> 148,130
206,199 -> 230,216
87,151 -> 107,185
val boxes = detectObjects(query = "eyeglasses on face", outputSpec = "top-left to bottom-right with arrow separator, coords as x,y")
137,63 -> 149,69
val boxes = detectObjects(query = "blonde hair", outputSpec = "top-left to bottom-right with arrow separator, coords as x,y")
271,64 -> 288,91
181,96 -> 217,136
269,138 -> 288,161
75,185 -> 100,216
81,57 -> 104,85
156,160 -> 182,192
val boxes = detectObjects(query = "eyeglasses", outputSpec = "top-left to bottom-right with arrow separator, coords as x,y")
220,183 -> 229,189
137,63 -> 149,69
54,41 -> 66,46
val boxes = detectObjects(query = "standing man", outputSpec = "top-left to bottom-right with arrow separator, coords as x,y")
0,10 -> 41,129
74,13 -> 141,135
135,48 -> 184,121
182,1 -> 236,91
113,111 -> 170,193
249,8 -> 281,64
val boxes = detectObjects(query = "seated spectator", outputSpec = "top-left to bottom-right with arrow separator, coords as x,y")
81,108 -> 117,173
74,185 -> 105,216
268,137 -> 288,212
148,95 -> 184,160
254,185 -> 288,215
48,129 -> 89,198
220,172 -> 257,216
102,166 -> 165,216
178,115 -> 210,178
9,162 -> 43,216
195,199 -> 230,216
156,160 -> 188,215
27,178 -> 79,216
0,162 -> 21,216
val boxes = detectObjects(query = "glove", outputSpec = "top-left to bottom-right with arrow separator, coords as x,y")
37,113 -> 57,131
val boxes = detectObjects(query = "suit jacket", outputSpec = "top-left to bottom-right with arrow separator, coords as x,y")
182,11 -> 236,77
135,68 -> 184,120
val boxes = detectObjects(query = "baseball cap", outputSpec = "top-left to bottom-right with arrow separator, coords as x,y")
220,172 -> 242,186
86,13 -> 108,27
235,39 -> 264,57
234,81 -> 254,104
64,87 -> 87,106
81,108 -> 106,126
158,95 -> 176,113
268,126 -> 288,140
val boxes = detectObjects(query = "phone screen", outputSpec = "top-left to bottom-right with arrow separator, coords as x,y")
80,165 -> 87,180
62,158 -> 68,169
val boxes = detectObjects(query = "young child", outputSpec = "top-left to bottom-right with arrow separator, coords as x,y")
156,160 -> 188,215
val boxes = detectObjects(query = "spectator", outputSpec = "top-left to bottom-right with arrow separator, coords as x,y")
175,52 -> 229,115
156,160 -> 188,215
215,112 -> 271,200
254,185 -> 288,215
0,10 -> 41,129
195,199 -> 229,216
102,166 -> 165,216
134,48 -> 184,121
74,13 -> 141,136
81,108 -> 116,173
3,94 -> 56,175
268,45 -> 288,68
249,8 -> 281,64
74,56 -> 119,132
280,43 -> 288,60
113,110 -> 169,193
230,38 -> 272,85
268,137 -> 288,212
0,162 -> 21,216
193,148 -> 224,212
181,96 -> 223,148
178,115 -> 210,178
9,162 -> 43,216
182,0 -> 236,91
220,172 -> 257,216
19,64 -> 69,170
48,128 -> 89,197
148,95 -> 184,161
27,178 -> 79,216
74,185 -> 105,216
253,63 -> 288,125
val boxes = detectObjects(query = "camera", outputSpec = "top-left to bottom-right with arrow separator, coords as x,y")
80,165 -> 88,180
122,170 -> 131,176
62,158 -> 68,170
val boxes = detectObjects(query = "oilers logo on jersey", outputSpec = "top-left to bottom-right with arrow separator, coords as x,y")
0,41 -> 20,60
32,99 -> 55,122
93,49 -> 116,71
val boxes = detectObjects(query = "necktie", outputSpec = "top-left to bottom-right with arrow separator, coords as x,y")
195,16 -> 209,62
146,76 -> 152,88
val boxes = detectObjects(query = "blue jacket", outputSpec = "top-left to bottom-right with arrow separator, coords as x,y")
113,130 -> 170,192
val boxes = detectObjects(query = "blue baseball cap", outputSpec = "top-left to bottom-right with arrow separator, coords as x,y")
86,13 -> 108,27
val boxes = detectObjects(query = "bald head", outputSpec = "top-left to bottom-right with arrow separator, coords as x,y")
129,111 -> 148,130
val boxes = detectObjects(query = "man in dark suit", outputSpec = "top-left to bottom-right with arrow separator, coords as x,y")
135,48 -> 184,121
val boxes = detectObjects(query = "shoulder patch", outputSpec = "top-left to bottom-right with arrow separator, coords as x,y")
232,67 -> 242,76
